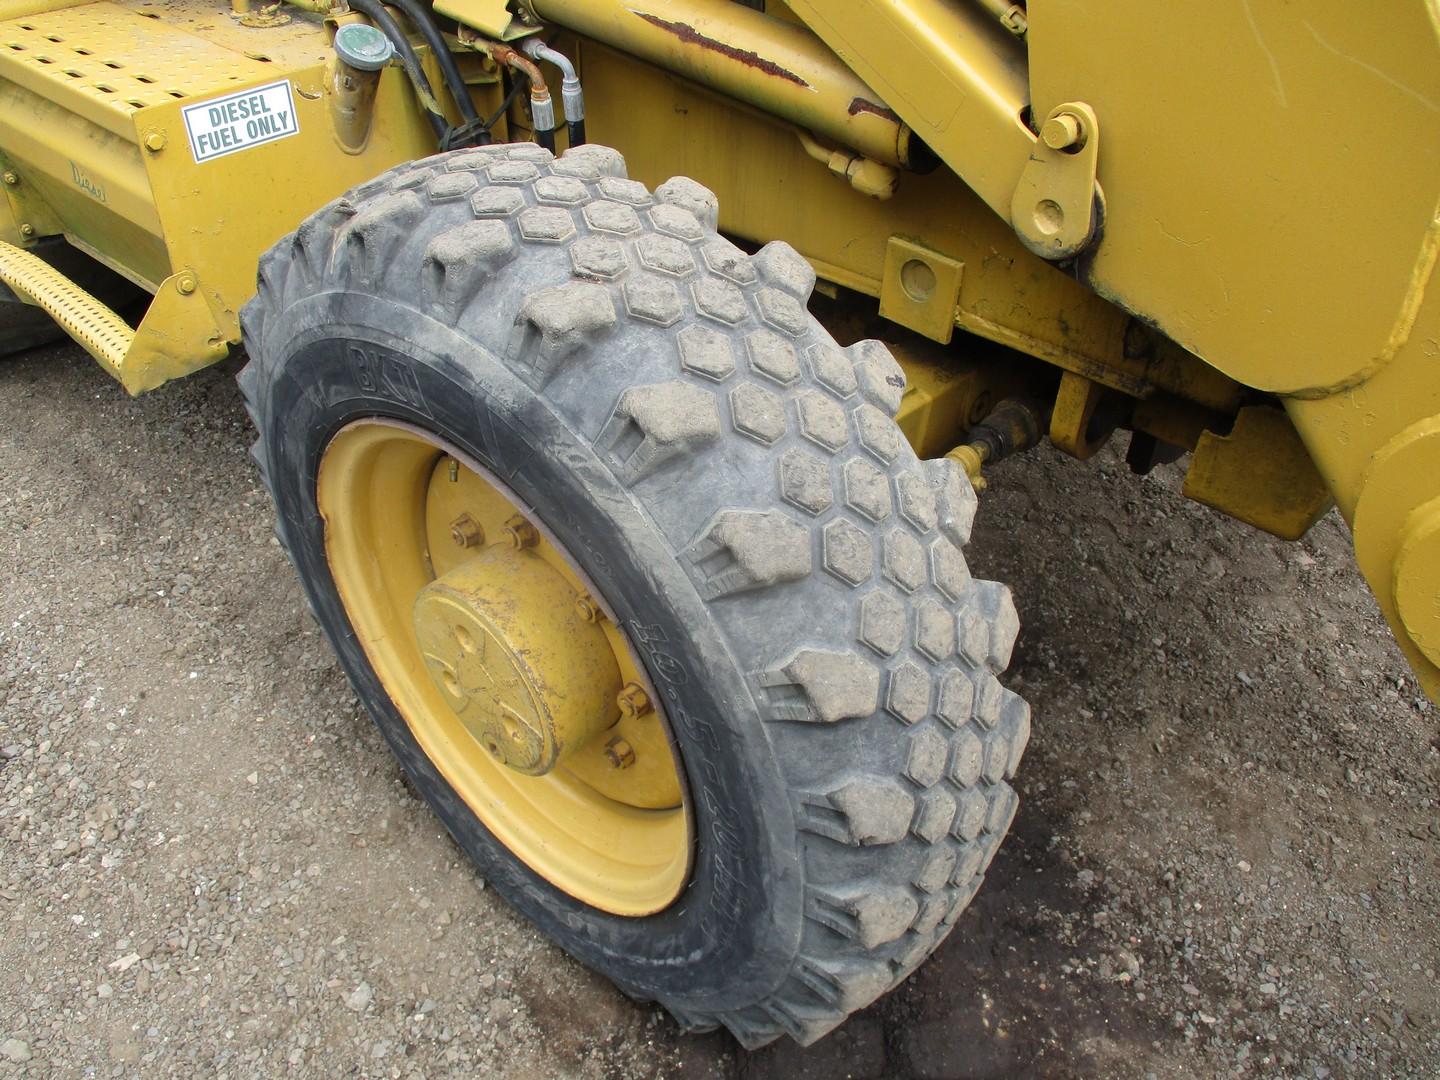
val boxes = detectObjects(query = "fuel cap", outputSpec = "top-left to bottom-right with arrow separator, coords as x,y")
334,23 -> 394,72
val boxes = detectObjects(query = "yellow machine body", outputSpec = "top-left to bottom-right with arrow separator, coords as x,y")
0,0 -> 447,388
2,0 -> 1439,693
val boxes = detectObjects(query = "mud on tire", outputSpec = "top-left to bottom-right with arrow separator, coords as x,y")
238,142 -> 1031,1048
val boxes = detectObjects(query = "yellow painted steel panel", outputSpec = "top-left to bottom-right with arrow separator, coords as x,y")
1028,1 -> 1440,398
137,62 -> 441,341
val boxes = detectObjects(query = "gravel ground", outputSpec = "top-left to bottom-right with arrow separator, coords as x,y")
1,340 -> 1437,1078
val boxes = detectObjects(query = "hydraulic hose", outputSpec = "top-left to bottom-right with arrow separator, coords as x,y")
492,44 -> 556,152
483,75 -> 525,133
346,0 -> 449,141
519,38 -> 585,147
381,0 -> 481,126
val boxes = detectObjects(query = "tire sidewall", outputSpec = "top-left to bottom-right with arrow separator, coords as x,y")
255,290 -> 804,1008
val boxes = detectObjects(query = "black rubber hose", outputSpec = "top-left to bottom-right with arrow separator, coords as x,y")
382,0 -> 481,125
479,74 -> 524,140
347,0 -> 449,141
567,117 -> 585,148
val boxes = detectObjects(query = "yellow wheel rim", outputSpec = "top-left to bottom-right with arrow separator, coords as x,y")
317,419 -> 691,915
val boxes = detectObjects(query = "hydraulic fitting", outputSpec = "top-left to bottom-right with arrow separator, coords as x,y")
493,44 -> 556,152
520,39 -> 586,147
947,398 -> 1048,490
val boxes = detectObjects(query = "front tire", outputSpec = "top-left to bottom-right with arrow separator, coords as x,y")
239,143 -> 1030,1047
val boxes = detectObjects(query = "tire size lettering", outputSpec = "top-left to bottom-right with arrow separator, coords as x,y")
346,346 -> 432,415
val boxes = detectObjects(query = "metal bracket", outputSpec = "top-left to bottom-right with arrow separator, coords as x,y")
1010,101 -> 1100,261
1183,406 -> 1332,541
1048,370 -> 1114,459
0,152 -> 63,248
434,0 -> 541,41
231,0 -> 291,28
879,237 -> 963,345
124,271 -> 230,394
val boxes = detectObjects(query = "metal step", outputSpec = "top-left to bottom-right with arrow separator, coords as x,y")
0,236 -> 226,392
0,236 -> 132,373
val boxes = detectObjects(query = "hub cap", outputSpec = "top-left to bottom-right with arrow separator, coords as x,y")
412,547 -> 621,775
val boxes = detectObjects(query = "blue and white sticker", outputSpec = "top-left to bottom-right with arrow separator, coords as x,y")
181,80 -> 299,163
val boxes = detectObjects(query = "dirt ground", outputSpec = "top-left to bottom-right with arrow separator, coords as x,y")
2,339 -> 1437,1079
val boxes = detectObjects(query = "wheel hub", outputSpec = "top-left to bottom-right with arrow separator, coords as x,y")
412,544 -> 621,775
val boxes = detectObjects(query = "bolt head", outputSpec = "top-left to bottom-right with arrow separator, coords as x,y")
616,682 -> 652,720
604,737 -> 636,769
176,275 -> 197,295
144,132 -> 167,152
504,515 -> 539,550
1,172 -> 16,186
1040,112 -> 1084,151
449,513 -> 484,549
574,593 -> 602,623
18,223 -> 34,238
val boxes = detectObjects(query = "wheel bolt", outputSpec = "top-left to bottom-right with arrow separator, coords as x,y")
449,513 -> 484,548
574,592 -> 602,623
616,682 -> 652,720
604,736 -> 636,769
504,514 -> 539,549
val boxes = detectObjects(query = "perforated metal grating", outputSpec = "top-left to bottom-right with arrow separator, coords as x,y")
0,0 -> 328,116
0,238 -> 132,373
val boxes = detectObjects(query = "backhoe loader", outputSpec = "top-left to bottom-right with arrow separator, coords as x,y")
1,0 -> 1436,1047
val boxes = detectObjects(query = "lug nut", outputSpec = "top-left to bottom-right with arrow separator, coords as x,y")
574,592 -> 603,623
449,513 -> 484,549
504,514 -> 539,550
604,736 -> 636,769
616,682 -> 652,721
